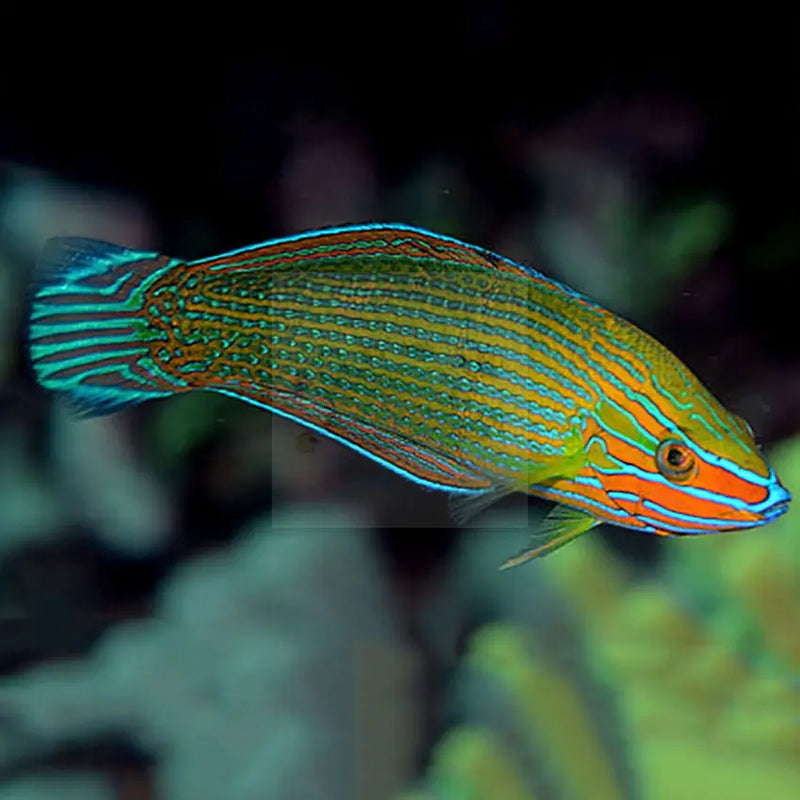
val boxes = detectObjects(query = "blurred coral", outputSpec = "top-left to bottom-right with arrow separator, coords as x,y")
0,505 -> 417,800
0,773 -> 114,800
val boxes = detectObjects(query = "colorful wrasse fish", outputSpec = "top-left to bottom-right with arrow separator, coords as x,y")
27,224 -> 790,566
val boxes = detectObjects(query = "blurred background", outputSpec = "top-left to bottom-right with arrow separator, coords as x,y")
0,13 -> 799,800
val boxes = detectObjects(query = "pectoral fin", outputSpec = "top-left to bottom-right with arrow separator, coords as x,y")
448,429 -> 589,525
499,506 -> 599,569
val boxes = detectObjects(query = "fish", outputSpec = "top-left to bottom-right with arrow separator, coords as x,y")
27,224 -> 791,566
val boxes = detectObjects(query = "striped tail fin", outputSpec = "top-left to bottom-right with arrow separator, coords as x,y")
28,237 -> 186,416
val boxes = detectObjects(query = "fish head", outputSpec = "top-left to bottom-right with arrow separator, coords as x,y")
584,375 -> 790,536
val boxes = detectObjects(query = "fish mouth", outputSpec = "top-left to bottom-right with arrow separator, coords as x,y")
758,483 -> 792,522
761,499 -> 791,522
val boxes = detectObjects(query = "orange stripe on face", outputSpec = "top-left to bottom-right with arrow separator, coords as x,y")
608,486 -> 730,531
695,458 -> 770,506
582,414 -> 767,531
602,472 -> 763,531
599,435 -> 657,473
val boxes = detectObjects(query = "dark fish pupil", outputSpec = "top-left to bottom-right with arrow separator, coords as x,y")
667,447 -> 685,467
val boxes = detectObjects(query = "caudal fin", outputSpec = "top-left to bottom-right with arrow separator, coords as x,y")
28,237 -> 186,416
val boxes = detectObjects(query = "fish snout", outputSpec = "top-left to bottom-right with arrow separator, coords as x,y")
757,481 -> 791,522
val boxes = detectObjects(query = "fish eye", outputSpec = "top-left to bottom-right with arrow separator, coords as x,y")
656,439 -> 696,482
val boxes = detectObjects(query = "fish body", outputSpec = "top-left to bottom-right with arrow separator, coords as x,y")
28,224 -> 790,563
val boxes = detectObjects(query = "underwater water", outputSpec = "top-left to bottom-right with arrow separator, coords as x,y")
1,29 -> 799,800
